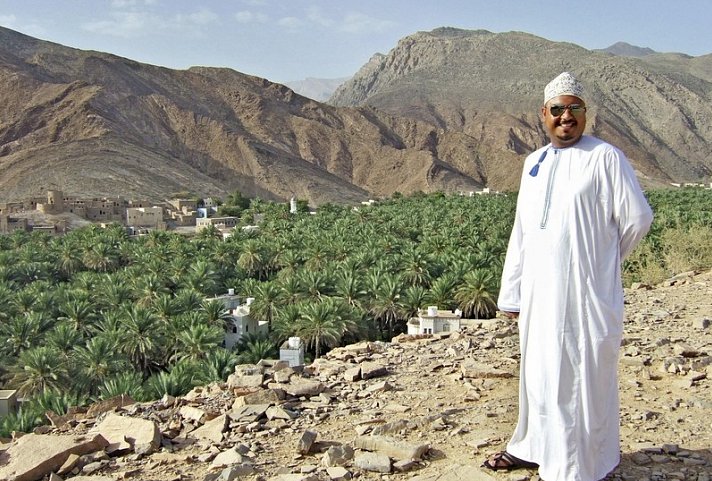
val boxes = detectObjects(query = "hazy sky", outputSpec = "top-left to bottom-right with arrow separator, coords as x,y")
1,0 -> 710,84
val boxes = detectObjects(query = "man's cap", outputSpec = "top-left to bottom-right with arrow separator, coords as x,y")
544,71 -> 584,104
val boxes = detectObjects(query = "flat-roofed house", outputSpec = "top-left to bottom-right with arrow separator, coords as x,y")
408,306 -> 462,335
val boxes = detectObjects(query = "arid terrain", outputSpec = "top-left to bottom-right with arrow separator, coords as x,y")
2,27 -> 711,206
1,270 -> 710,481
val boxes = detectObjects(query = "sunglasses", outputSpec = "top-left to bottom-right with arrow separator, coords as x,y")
549,104 -> 587,117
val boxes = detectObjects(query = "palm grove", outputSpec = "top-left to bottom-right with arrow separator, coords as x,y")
1,189 -> 711,436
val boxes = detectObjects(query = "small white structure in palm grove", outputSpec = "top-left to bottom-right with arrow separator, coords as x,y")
212,289 -> 268,350
0,390 -> 18,418
280,336 -> 305,367
408,306 -> 462,335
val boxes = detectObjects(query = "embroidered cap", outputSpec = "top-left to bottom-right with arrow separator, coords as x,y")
544,71 -> 584,104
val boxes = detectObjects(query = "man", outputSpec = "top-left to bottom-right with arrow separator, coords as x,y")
483,72 -> 653,481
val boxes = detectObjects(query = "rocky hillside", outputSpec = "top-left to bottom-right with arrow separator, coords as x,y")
0,27 -> 482,205
330,28 -> 712,191
2,26 -> 712,206
1,270 -> 710,481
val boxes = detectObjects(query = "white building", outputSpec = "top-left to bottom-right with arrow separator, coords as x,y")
211,290 -> 268,350
280,337 -> 305,367
196,216 -> 239,233
407,306 -> 462,335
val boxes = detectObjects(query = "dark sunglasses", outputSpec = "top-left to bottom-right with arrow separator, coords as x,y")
549,104 -> 587,117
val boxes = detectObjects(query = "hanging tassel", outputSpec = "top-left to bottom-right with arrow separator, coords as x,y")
529,149 -> 548,177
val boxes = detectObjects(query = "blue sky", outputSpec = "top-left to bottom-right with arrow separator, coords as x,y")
0,0 -> 710,84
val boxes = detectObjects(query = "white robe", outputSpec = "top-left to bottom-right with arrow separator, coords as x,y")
498,135 -> 653,481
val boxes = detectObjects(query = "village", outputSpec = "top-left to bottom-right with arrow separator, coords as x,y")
0,190 -> 255,237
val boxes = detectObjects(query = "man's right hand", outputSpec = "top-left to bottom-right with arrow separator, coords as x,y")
502,311 -> 519,319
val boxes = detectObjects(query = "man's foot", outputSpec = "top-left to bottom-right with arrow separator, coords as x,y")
482,451 -> 539,471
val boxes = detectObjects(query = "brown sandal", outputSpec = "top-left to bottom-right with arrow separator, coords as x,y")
482,451 -> 539,471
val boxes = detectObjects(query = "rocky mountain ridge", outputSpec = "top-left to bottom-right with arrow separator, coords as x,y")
0,27 -> 482,205
1,26 -> 712,205
330,27 -> 712,191
0,270 -> 710,481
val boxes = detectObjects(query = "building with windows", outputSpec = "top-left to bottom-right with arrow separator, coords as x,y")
407,306 -> 462,335
126,206 -> 166,229
210,290 -> 268,350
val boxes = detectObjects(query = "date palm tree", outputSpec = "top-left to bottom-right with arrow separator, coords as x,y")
277,275 -> 303,305
181,260 -> 220,295
1,312 -> 52,356
454,268 -> 499,319
400,285 -> 428,321
171,323 -> 224,363
425,273 -> 459,311
9,346 -> 69,396
249,281 -> 282,330
270,303 -> 302,345
199,348 -> 239,382
234,333 -> 277,364
174,288 -> 204,313
295,300 -> 345,358
200,298 -> 232,330
10,289 -> 38,315
71,335 -> 128,395
55,241 -> 84,279
368,273 -> 404,337
398,247 -> 433,287
333,268 -> 365,309
83,242 -> 120,273
132,273 -> 171,307
143,360 -> 202,399
237,239 -> 266,280
45,322 -> 83,360
97,371 -> 145,401
57,298 -> 97,335
120,305 -> 162,375
297,269 -> 332,301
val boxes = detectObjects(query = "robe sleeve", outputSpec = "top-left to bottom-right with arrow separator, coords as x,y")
497,204 -> 524,312
609,149 -> 654,260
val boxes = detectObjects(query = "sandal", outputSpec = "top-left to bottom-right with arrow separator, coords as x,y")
482,451 -> 539,471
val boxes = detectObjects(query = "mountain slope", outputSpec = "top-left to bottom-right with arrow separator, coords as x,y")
2,26 -> 712,205
0,27 -> 482,205
330,28 -> 712,191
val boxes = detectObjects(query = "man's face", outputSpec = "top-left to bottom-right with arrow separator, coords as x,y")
541,95 -> 586,148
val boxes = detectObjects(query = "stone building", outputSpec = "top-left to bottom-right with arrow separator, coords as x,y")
126,206 -> 166,229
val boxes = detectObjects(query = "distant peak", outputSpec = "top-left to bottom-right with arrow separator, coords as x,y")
599,41 -> 657,58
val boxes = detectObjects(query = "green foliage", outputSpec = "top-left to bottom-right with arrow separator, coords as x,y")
235,333 -> 278,364
98,371 -> 146,401
29,388 -> 88,416
0,406 -> 45,438
623,188 -> 712,285
143,360 -> 203,398
0,188 -> 710,415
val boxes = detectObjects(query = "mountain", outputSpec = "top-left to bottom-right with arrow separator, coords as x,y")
0,27 -> 482,205
284,76 -> 351,102
600,41 -> 657,57
330,27 -> 712,191
2,27 -> 711,206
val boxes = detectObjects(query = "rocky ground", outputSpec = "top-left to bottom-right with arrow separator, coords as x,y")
1,270 -> 710,481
